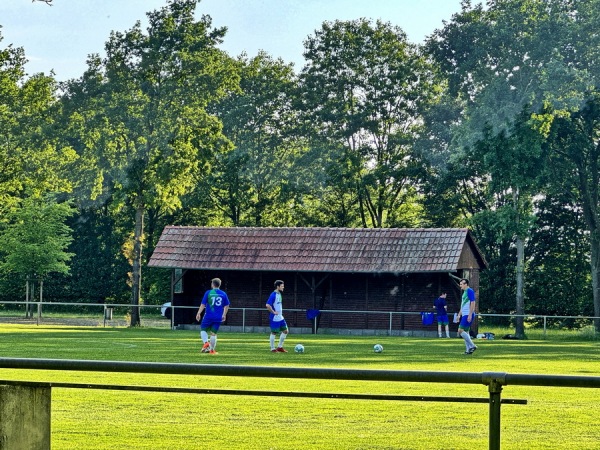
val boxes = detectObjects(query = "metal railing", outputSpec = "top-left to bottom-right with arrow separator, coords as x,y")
2,358 -> 600,449
0,357 -> 530,449
1,300 -> 599,336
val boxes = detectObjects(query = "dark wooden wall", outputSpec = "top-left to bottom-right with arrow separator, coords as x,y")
173,269 -> 472,332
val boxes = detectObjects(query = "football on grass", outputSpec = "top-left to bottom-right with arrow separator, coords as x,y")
294,344 -> 305,353
373,344 -> 383,353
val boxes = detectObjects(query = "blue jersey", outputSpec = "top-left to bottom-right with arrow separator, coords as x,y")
201,288 -> 230,321
434,297 -> 447,316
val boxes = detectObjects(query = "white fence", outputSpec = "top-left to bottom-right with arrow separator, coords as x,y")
1,300 -> 599,338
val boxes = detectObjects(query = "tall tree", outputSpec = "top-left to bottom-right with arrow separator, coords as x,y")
473,116 -> 544,337
299,19 -> 440,228
208,51 -> 302,226
544,96 -> 600,331
526,193 -> 592,322
62,0 -> 239,325
0,31 -> 76,217
426,0 -> 586,336
0,31 -> 78,309
541,0 -> 600,331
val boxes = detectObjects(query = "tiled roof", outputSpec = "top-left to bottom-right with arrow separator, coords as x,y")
148,227 -> 485,273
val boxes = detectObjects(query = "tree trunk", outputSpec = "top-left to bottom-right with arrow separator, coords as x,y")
515,236 -> 525,338
130,205 -> 144,327
39,279 -> 43,319
590,231 -> 600,333
512,188 -> 526,338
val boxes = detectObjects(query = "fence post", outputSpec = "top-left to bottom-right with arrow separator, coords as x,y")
484,372 -> 506,450
0,383 -> 51,449
171,304 -> 175,330
543,316 -> 547,339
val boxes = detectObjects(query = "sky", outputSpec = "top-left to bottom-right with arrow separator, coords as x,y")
0,0 -> 465,82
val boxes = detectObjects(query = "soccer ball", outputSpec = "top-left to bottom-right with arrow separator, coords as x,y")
373,344 -> 383,353
294,344 -> 305,353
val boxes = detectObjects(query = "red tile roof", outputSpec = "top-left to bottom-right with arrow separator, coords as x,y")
148,227 -> 486,273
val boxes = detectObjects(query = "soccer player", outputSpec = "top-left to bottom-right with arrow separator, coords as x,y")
266,280 -> 288,352
433,292 -> 451,338
196,278 -> 230,355
458,278 -> 477,354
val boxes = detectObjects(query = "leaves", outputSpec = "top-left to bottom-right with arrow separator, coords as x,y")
300,19 -> 440,228
0,196 -> 75,278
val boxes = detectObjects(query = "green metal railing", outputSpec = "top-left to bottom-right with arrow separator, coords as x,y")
0,358 -> 528,449
2,358 -> 600,448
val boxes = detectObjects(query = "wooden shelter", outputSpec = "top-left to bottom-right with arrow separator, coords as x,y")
148,227 -> 487,334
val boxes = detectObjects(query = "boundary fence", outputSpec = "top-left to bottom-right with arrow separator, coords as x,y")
1,358 -> 600,449
1,300 -> 599,337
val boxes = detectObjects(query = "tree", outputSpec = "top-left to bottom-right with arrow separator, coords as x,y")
61,0 -> 239,325
0,31 -> 76,218
62,205 -> 131,304
543,96 -> 600,331
426,0 -> 590,336
473,116 -> 544,337
299,19 -> 441,228
208,51 -> 303,226
0,30 -> 78,309
0,195 -> 75,313
526,193 -> 592,323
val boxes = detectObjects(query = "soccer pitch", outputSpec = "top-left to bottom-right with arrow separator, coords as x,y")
0,324 -> 599,449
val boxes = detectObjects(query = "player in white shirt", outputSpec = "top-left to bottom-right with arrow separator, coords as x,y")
458,278 -> 477,354
266,280 -> 288,352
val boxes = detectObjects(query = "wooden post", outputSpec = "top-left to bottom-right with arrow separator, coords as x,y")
0,383 -> 51,449
25,277 -> 29,319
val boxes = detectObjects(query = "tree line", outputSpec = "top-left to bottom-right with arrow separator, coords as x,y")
1,0 -> 599,333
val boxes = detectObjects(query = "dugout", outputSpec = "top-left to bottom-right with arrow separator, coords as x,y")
148,227 -> 486,334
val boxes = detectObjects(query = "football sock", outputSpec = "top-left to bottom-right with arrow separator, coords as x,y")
278,333 -> 287,348
270,334 -> 276,350
201,331 -> 208,344
210,335 -> 217,350
460,330 -> 474,348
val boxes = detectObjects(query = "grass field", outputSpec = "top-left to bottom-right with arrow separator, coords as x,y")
0,324 -> 599,449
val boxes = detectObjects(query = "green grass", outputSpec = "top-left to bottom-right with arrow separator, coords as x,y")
1,325 -> 599,449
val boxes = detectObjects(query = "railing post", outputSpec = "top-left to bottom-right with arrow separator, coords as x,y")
0,383 -> 51,449
485,373 -> 506,450
170,304 -> 175,330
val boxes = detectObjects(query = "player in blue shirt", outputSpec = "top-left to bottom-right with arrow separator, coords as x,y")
266,280 -> 288,352
458,278 -> 477,354
433,292 -> 451,338
196,278 -> 230,355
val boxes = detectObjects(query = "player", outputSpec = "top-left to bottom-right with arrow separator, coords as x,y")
266,280 -> 288,352
433,292 -> 451,338
458,278 -> 477,354
196,278 -> 230,355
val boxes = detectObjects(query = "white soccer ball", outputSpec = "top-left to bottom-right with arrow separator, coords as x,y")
294,344 -> 305,353
373,344 -> 383,353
